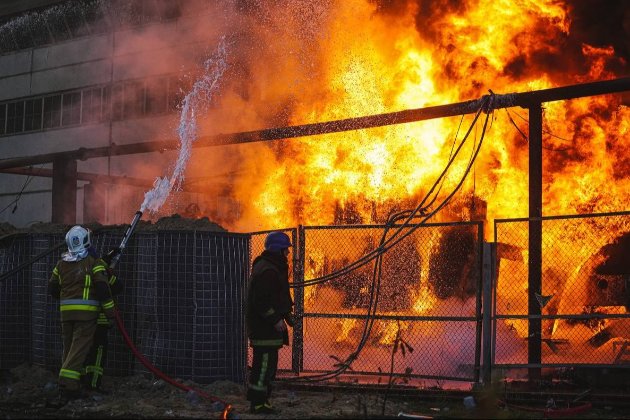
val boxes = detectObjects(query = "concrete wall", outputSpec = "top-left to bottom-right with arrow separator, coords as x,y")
0,7 -> 218,228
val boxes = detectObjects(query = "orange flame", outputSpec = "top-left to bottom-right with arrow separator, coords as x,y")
183,0 -> 628,234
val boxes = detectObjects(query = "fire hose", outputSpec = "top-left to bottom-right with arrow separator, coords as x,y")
110,211 -> 234,419
113,309 -> 233,419
497,399 -> 592,418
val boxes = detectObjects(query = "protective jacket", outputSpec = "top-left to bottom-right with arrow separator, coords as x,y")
48,255 -> 116,321
246,250 -> 293,347
97,261 -> 122,326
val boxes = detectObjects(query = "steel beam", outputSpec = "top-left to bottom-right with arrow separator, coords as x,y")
0,77 -> 628,171
528,103 -> 543,382
0,166 -> 231,193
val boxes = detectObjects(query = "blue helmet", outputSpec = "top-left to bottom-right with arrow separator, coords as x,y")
264,231 -> 292,252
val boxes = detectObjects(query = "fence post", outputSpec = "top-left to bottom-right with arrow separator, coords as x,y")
291,226 -> 304,374
482,241 -> 495,387
528,103 -> 543,381
473,223 -> 484,383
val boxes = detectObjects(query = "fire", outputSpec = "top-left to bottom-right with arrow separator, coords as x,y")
201,0 -> 627,234
186,1 -> 630,353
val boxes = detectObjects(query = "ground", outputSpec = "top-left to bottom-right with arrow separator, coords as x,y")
1,363 -> 629,419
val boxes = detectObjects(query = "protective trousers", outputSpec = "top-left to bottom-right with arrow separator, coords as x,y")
60,320 -> 97,391
247,346 -> 279,405
83,325 -> 109,390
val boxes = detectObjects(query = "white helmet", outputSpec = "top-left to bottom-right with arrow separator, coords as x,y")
65,225 -> 92,255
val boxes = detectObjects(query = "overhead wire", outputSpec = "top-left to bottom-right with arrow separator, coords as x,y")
504,107 -> 573,152
291,94 -> 494,289
0,171 -> 35,215
282,93 -> 495,382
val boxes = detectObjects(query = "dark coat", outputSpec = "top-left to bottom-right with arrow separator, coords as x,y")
246,250 -> 293,347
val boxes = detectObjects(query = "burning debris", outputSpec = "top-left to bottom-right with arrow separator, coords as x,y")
326,234 -> 421,312
569,230 -> 630,348
584,231 -> 630,310
428,226 -> 478,300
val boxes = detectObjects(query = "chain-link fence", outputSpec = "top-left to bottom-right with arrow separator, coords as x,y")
494,211 -> 630,369
296,222 -> 484,382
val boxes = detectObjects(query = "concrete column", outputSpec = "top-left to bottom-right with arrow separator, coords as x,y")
51,158 -> 77,224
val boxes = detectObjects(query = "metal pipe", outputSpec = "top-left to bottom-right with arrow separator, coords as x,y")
528,103 -> 543,381
0,77 -> 628,171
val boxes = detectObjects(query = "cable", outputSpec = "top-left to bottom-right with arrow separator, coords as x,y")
291,94 -> 494,289
282,93 -> 495,382
0,173 -> 34,215
505,108 -> 573,152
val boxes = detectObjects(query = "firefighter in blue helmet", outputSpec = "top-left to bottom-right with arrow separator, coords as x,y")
246,231 -> 294,415
48,226 -> 116,400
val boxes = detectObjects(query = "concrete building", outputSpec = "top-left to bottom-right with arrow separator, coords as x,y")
0,0 -> 235,228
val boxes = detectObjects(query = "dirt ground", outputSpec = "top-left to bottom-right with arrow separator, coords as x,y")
2,363 -> 629,419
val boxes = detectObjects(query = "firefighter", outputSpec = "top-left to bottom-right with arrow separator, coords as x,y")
246,231 -> 294,415
82,246 -> 122,393
48,226 -> 116,400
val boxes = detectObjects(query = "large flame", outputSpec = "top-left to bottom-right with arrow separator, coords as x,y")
183,0 -> 629,234
177,0 -> 629,355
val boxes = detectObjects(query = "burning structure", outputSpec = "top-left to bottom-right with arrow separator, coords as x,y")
0,0 -> 628,385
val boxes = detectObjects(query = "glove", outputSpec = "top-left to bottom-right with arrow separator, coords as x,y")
102,247 -> 121,265
284,313 -> 295,328
273,319 -> 287,332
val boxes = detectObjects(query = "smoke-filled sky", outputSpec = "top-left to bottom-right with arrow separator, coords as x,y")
17,0 -> 625,232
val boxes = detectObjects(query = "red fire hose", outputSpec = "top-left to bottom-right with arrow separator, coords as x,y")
498,399 -> 592,418
114,309 -> 234,419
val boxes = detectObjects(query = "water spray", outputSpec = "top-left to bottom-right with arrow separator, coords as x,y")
109,39 -> 234,418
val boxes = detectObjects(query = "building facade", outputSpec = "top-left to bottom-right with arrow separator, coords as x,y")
0,0 -> 234,228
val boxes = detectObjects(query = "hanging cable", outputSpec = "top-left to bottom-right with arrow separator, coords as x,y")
291,93 -> 494,289
505,108 -> 572,151
0,172 -> 34,215
282,93 -> 495,382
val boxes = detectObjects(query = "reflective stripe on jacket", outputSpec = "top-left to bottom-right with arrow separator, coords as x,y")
48,255 -> 115,322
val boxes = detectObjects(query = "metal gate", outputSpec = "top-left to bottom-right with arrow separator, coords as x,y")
493,211 -> 630,372
250,222 -> 484,382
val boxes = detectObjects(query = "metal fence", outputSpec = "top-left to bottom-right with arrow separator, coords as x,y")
0,234 -> 31,369
296,222 -> 484,382
3,212 -> 628,386
494,211 -> 630,369
1,229 -> 250,385
248,222 -> 484,382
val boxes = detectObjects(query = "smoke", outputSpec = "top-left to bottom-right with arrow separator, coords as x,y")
140,38 -> 229,213
13,0 -> 623,229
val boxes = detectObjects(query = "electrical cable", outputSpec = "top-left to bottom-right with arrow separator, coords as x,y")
282,93 -> 495,382
290,94 -> 494,289
0,173 -> 34,215
505,108 -> 572,151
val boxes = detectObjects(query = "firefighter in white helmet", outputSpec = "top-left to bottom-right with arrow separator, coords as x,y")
48,225 -> 116,400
